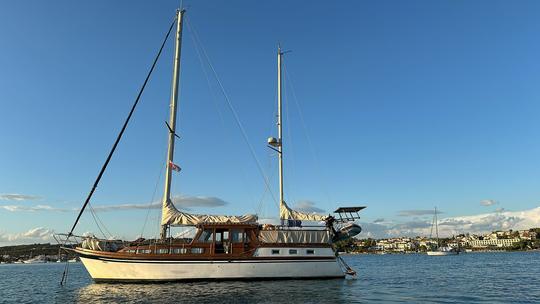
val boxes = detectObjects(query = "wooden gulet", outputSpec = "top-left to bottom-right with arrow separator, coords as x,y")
59,8 -> 365,282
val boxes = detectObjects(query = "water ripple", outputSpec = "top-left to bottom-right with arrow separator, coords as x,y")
1,252 -> 538,303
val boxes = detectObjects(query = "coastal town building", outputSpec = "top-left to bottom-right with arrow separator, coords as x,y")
350,228 -> 539,254
469,238 -> 521,248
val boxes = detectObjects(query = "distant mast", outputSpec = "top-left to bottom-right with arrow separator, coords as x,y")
435,207 -> 439,248
160,9 -> 185,240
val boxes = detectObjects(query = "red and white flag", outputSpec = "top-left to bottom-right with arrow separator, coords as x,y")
169,161 -> 181,172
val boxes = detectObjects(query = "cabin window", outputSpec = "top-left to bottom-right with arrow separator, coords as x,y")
191,248 -> 204,254
289,249 -> 297,255
306,249 -> 315,255
157,248 -> 169,254
231,229 -> 244,243
127,249 -> 135,253
271,249 -> 280,255
136,249 -> 151,254
215,229 -> 229,243
198,229 -> 214,243
171,248 -> 188,254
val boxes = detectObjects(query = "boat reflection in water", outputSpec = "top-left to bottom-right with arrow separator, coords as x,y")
76,278 -> 351,303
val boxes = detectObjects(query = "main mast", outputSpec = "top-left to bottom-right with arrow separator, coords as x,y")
160,9 -> 185,240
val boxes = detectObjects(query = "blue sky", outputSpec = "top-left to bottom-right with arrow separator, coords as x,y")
2,0 -> 540,244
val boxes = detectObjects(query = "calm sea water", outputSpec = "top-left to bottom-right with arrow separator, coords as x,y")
1,252 -> 539,303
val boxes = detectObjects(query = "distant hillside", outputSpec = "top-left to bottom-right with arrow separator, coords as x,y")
0,243 -> 75,260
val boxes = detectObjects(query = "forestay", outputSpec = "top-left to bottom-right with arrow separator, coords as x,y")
161,199 -> 258,226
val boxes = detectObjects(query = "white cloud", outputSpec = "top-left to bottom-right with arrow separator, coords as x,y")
171,195 -> 228,209
0,193 -> 41,201
0,227 -> 55,245
480,199 -> 498,206
0,205 -> 72,212
293,200 -> 325,214
360,206 -> 540,239
0,195 -> 229,213
397,209 -> 439,217
92,195 -> 228,211
91,202 -> 160,212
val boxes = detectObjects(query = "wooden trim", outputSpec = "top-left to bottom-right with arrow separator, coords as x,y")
75,247 -> 335,262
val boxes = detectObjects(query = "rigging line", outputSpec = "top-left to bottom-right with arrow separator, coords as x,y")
186,18 -> 279,208
84,203 -> 106,239
140,136 -> 168,242
88,203 -> 112,238
257,88 -> 278,217
188,24 -> 226,125
283,67 -> 297,206
187,19 -> 259,212
66,18 -> 177,238
255,160 -> 277,216
283,63 -> 333,205
139,150 -> 167,239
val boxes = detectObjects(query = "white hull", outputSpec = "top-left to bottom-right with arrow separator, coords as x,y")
426,251 -> 458,256
80,257 -> 344,282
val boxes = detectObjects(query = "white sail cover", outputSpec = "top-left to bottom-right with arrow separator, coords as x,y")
161,199 -> 258,226
279,201 -> 328,221
258,230 -> 332,244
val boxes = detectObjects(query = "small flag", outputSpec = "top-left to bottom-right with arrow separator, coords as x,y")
169,161 -> 181,172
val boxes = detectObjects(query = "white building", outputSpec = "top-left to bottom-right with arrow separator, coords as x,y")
469,238 -> 520,248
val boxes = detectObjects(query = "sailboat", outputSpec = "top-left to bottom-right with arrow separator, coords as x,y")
58,9 -> 365,282
426,207 -> 458,256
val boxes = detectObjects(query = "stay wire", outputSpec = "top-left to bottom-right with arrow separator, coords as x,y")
186,18 -> 279,208
187,17 -> 260,214
283,66 -> 297,206
139,149 -> 167,239
283,63 -> 334,205
88,203 -> 112,239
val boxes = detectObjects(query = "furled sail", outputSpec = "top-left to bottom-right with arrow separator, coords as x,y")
279,201 -> 327,221
161,199 -> 258,226
258,229 -> 332,244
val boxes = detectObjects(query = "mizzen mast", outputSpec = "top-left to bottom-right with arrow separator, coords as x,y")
277,47 -> 285,217
268,46 -> 286,224
160,9 -> 185,240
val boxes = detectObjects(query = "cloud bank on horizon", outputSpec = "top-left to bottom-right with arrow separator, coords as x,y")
2,192 -> 540,245
361,206 -> 540,239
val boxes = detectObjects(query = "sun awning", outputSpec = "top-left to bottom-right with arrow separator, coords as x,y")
161,199 -> 258,226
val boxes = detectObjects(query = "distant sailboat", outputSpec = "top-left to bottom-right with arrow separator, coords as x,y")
57,8 -> 365,282
426,207 -> 458,256
23,255 -> 47,264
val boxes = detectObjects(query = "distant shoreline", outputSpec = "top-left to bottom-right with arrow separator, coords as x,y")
340,249 -> 540,255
